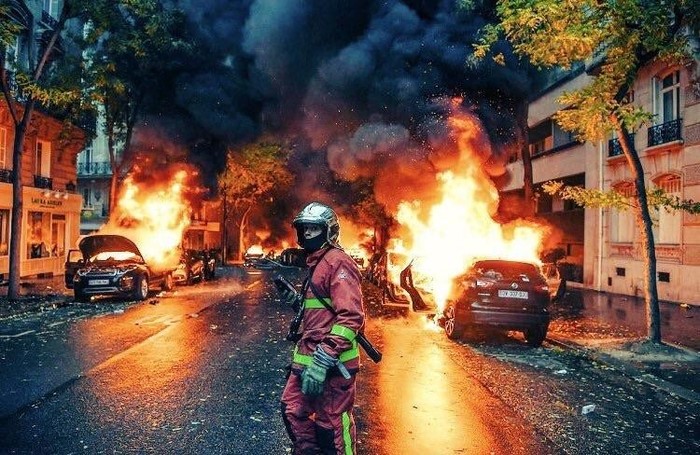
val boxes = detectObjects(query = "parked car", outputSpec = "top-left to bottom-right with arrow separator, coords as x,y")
439,259 -> 552,347
172,249 -> 205,285
200,250 -> 217,280
67,235 -> 174,302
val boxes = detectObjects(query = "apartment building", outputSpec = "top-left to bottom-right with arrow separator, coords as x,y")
502,57 -> 700,304
1,0 -> 85,277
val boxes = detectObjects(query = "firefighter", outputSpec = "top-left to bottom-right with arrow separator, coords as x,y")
281,202 -> 365,455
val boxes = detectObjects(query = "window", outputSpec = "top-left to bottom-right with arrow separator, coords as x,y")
0,209 -> 9,256
27,211 -> 51,259
652,174 -> 682,244
35,140 -> 51,177
0,127 -> 7,168
82,187 -> 90,207
51,214 -> 65,258
610,182 -> 635,243
652,70 -> 681,124
43,0 -> 61,17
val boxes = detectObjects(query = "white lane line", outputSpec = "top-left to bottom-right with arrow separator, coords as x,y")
0,330 -> 36,338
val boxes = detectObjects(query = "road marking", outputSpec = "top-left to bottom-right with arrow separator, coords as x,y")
133,315 -> 181,326
245,280 -> 261,291
0,330 -> 36,338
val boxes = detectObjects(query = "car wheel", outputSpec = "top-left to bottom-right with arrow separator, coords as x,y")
74,289 -> 90,303
443,305 -> 465,340
161,273 -> 174,291
133,275 -> 149,301
524,324 -> 548,347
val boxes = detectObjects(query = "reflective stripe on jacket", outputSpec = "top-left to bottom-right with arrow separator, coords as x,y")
291,247 -> 365,372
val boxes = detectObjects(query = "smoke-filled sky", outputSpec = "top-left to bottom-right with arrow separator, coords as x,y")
141,0 -> 535,243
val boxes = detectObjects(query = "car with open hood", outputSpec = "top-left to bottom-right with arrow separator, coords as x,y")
66,234 -> 174,302
439,259 -> 552,347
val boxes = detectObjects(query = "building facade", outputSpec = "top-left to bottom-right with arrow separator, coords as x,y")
502,56 -> 700,304
2,0 -> 85,277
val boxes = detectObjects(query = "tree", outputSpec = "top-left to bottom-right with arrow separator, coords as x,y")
474,0 -> 700,343
217,141 -> 293,261
0,0 -> 94,300
81,1 -> 192,214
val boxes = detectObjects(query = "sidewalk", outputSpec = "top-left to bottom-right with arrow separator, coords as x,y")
0,274 -> 72,321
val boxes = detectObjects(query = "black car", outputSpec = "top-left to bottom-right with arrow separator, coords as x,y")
67,235 -> 174,302
173,249 -> 205,285
440,259 -> 551,347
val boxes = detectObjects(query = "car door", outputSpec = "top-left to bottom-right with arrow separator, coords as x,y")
64,249 -> 84,289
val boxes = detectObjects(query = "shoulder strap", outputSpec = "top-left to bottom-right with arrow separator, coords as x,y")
306,247 -> 337,314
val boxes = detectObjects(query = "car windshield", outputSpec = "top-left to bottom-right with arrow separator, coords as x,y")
89,251 -> 141,263
473,260 -> 540,279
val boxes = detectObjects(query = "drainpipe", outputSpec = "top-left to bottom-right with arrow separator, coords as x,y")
597,139 -> 604,292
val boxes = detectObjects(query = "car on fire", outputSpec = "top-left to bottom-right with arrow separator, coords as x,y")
439,259 -> 552,347
66,234 -> 174,302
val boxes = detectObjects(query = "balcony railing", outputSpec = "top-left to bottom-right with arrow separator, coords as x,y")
0,168 -> 13,183
608,133 -> 635,158
648,118 -> 683,147
40,10 -> 58,29
77,161 -> 112,176
33,175 -> 53,190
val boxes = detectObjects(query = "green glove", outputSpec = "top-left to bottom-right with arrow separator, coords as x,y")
301,345 -> 337,396
301,359 -> 328,396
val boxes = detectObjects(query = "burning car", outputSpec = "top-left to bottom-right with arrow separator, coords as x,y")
439,259 -> 551,347
67,234 -> 174,302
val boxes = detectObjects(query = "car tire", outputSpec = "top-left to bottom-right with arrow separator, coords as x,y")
161,273 -> 174,291
443,305 -> 465,340
524,324 -> 548,347
185,272 -> 193,286
74,289 -> 90,303
133,275 -> 149,301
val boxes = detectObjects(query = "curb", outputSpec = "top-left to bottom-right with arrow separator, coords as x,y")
546,335 -> 700,404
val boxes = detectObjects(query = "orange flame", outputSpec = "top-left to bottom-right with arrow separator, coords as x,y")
99,170 -> 193,271
388,108 -> 549,312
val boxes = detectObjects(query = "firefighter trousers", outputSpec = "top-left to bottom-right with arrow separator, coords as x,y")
281,371 -> 357,455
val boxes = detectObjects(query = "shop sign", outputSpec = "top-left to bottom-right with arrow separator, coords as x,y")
30,196 -> 64,209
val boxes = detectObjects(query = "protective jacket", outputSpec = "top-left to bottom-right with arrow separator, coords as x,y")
291,246 -> 365,374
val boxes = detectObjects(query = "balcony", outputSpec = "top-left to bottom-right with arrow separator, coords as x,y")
0,168 -> 14,183
40,10 -> 59,30
33,175 -> 53,190
608,134 -> 635,158
648,118 -> 683,148
77,161 -> 112,177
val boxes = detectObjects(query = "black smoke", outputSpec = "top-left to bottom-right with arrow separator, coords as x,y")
143,0 -> 535,235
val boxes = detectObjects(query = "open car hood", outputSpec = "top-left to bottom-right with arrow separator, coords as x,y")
79,235 -> 143,259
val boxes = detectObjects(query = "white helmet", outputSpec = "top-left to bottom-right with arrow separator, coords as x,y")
292,202 -> 340,247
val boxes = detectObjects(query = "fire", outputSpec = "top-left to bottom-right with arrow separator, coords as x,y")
246,244 -> 264,257
99,169 -> 194,271
388,109 -> 548,312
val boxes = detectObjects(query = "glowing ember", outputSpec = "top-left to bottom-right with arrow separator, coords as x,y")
99,170 -> 194,271
389,109 -> 549,312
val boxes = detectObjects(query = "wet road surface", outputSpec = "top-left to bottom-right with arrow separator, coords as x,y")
1,266 -> 698,454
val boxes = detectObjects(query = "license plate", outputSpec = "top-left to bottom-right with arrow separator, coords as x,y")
498,290 -> 528,299
89,279 -> 109,286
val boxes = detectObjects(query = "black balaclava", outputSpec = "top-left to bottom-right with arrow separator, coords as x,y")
296,225 -> 328,252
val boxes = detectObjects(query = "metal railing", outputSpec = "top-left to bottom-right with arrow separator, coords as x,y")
33,175 -> 53,190
77,161 -> 112,176
648,118 -> 683,147
608,133 -> 635,157
0,168 -> 13,183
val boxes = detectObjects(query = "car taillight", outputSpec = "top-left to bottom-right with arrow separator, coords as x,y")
475,279 -> 495,289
